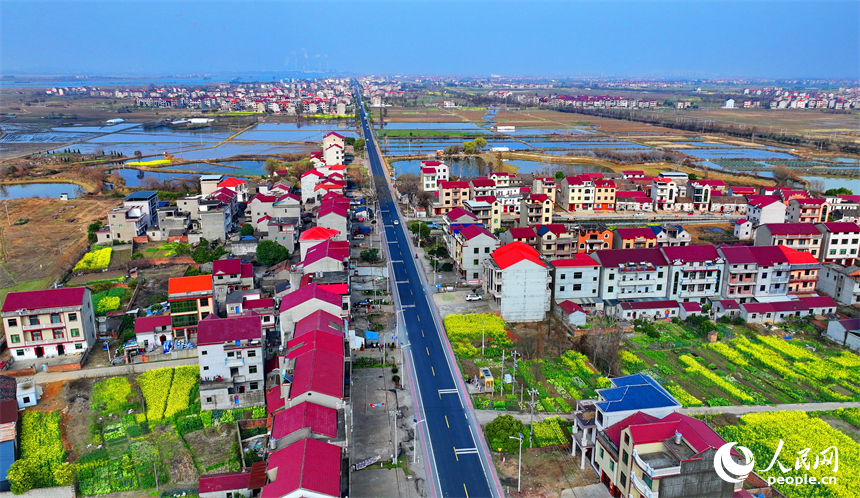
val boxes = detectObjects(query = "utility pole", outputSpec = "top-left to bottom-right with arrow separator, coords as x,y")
481,320 -> 485,358
509,433 -> 524,493
511,350 -> 519,395
527,388 -> 539,447
390,408 -> 401,465
500,349 -> 505,395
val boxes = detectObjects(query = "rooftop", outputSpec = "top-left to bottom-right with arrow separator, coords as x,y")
168,275 -> 213,296
197,312 -> 262,345
491,242 -> 546,270
2,287 -> 86,313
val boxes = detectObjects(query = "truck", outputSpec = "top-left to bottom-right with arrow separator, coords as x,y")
353,226 -> 372,235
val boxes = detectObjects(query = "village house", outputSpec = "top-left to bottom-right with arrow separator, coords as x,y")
278,283 -> 344,343
782,246 -> 821,295
591,248 -> 670,301
817,221 -> 860,267
532,177 -> 557,203
452,225 -> 500,283
662,245 -> 724,303
817,264 -> 860,305
98,190 -> 160,243
709,195 -> 748,214
469,177 -> 496,199
651,225 -> 691,247
685,181 -> 712,211
754,223 -> 823,258
551,254 -> 601,302
614,300 -> 680,321
615,191 -> 653,212
746,195 -> 786,226
557,176 -> 595,212
168,275 -> 214,342
612,228 -> 657,249
650,179 -> 676,210
464,197 -> 501,232
498,226 -> 538,248
536,224 -> 578,260
420,160 -> 449,192
262,438 -> 342,498
1,288 -> 97,360
787,198 -> 830,223
212,258 -> 255,307
717,246 -> 790,303
217,177 -> 249,203
482,242 -> 552,322
593,180 -> 616,211
133,315 -> 173,350
734,219 -> 754,240
298,226 -> 341,260
572,224 -> 614,254
197,312 -> 265,410
519,194 -> 554,226
432,181 -> 471,215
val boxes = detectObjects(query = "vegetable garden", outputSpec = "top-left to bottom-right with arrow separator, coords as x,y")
73,246 -> 112,273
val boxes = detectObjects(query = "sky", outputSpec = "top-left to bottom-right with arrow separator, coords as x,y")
1,0 -> 858,79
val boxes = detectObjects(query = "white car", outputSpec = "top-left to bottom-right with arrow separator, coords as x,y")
465,294 -> 482,301
393,220 -> 399,225
634,212 -> 646,217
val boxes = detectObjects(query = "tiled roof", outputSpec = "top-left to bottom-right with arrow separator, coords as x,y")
272,402 -> 337,440
628,412 -> 735,457
439,181 -> 470,189
558,300 -> 585,314
134,315 -> 172,334
459,225 -> 495,241
596,373 -> 680,413
778,246 -> 819,264
262,439 -> 341,498
290,349 -> 344,399
286,330 -> 344,358
470,178 -> 495,188
243,298 -> 274,313
199,472 -> 252,493
741,300 -> 810,314
551,254 -> 599,268
275,193 -> 301,204
279,283 -> 342,312
798,295 -> 836,309
507,227 -> 537,239
747,195 -> 782,207
300,227 -> 340,241
304,240 -> 349,266
2,287 -> 86,313
603,412 -> 659,446
317,203 -> 348,219
819,222 -> 860,233
474,195 -> 498,203
681,302 -> 702,312
167,275 -> 213,296
719,299 -> 740,310
444,207 -> 478,222
719,245 -> 789,266
218,177 -> 246,189
660,244 -> 720,263
615,228 -> 656,239
323,131 -> 344,139
529,194 -> 549,203
763,223 -> 821,235
294,310 -> 344,338
197,312 -> 262,345
537,224 -> 566,236
619,300 -> 679,310
251,194 -> 276,203
213,258 -> 242,276
491,242 -> 546,269
593,248 -> 668,268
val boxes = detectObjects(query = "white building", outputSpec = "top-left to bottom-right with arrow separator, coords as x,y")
817,221 -> 860,267
591,248 -> 670,301
817,263 -> 860,306
746,195 -> 786,226
551,254 -> 601,301
420,160 -> 449,192
452,225 -> 500,283
734,219 -> 754,240
197,312 -> 265,410
718,245 -> 791,303
1,288 -> 97,360
482,242 -> 551,322
662,245 -> 724,303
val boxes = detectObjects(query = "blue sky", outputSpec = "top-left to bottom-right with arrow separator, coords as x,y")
1,1 -> 857,79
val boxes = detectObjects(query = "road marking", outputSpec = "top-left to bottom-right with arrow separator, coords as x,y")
454,447 -> 478,455
421,329 -> 424,337
417,315 -> 421,322
463,484 -> 469,498
395,280 -> 409,284
445,415 -> 449,427
401,304 -> 416,308
454,447 -> 458,462
391,260 -> 404,263
426,347 -> 430,355
432,366 -> 435,376
438,389 -> 458,395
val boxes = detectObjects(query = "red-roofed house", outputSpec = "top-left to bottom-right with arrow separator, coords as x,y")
316,202 -> 348,237
594,412 -> 744,498
592,248 -> 670,300
286,348 -> 345,409
556,300 -> 587,326
199,471 -> 252,498
134,315 -> 172,349
452,225 -> 500,283
168,275 -> 214,341
271,402 -> 338,450
464,197 -> 502,231
551,253 -> 602,305
778,246 -> 821,295
483,242 -> 551,322
594,180 -> 616,211
302,240 -> 349,275
273,193 -> 302,219
817,221 -> 860,266
242,298 -> 276,339
299,226 -> 341,260
615,191 -> 653,212
432,181 -> 471,215
532,177 -> 557,203
1,287 -> 97,360
279,284 -> 344,342
420,160 -> 449,192
217,177 -> 249,202
558,175 -> 596,212
717,246 -> 792,302
262,438 -> 342,498
740,299 -> 811,323
535,224 -> 576,259
520,194 -> 554,226
323,143 -> 344,166
622,170 -> 645,179
612,228 -> 657,249
754,223 -> 823,258
249,194 -> 277,230
650,178 -> 677,210
489,171 -> 515,187
499,226 -> 538,247
197,312 -> 264,410
787,198 -> 830,223
322,132 -> 344,152
294,310 -> 344,339
662,245 -> 724,303
212,258 -> 255,303
746,195 -> 786,225
301,169 -> 326,204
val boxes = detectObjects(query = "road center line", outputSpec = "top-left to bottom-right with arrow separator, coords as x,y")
432,366 -> 435,376
463,484 -> 470,498
445,415 -> 449,428
426,347 -> 430,355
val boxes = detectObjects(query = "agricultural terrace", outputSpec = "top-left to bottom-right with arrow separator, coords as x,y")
717,411 -> 860,498
621,319 -> 860,408
11,366 -> 266,496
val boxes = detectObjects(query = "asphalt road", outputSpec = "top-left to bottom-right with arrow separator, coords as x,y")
356,95 -> 501,498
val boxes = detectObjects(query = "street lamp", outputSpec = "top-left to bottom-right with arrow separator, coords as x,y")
509,432 -> 524,493
412,418 -> 425,464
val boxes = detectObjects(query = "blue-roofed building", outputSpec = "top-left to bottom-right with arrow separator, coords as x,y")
0,440 -> 14,492
649,224 -> 691,247
570,373 -> 680,471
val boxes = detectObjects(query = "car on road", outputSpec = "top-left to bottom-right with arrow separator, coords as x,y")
465,294 -> 482,301
426,222 -> 439,229
353,234 -> 365,240
393,220 -> 399,225
635,212 -> 646,217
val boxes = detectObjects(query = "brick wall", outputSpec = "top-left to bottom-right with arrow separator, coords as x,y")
47,362 -> 82,373
133,236 -> 149,244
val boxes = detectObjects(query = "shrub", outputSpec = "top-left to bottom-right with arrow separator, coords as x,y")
73,247 -> 113,272
91,377 -> 134,414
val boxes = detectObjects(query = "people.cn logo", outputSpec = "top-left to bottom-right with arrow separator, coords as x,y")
714,442 -> 755,484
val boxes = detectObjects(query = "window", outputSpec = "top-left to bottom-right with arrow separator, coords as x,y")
28,316 -> 39,326
68,313 -> 77,321
559,286 -> 565,292
760,285 -> 766,291
608,286 -> 614,293
619,472 -> 627,488
170,300 -> 198,314
623,433 -> 630,445
622,450 -> 629,465
609,273 -> 615,280
22,397 -> 30,404
31,331 -> 41,341
10,335 -> 19,343
51,313 -> 61,323
473,259 -> 479,266
574,272 -> 583,279
7,319 -> 16,328
53,330 -> 64,339
248,350 -> 256,357
643,474 -> 654,489
657,284 -> 663,291
762,272 -> 768,279
573,284 -> 582,291
199,298 -> 209,307
250,382 -> 259,390
657,272 -> 663,278
16,350 -> 24,357
203,366 -> 209,371
206,397 -> 213,403
599,447 -> 604,459
609,460 -> 614,471
249,365 -> 258,374
71,328 -> 80,337
227,351 -> 235,358
172,314 -> 199,329
485,247 -> 490,253
474,248 -> 479,254
560,274 -> 566,280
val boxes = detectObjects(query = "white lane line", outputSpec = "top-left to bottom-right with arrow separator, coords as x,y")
454,448 -> 479,455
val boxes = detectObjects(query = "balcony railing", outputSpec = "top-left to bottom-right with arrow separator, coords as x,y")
680,277 -> 717,284
770,276 -> 790,283
22,321 -> 64,332
633,450 -> 681,478
630,472 -> 659,498
24,337 -> 66,347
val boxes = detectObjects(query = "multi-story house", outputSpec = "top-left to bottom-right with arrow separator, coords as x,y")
134,315 -> 173,349
572,373 -> 680,471
273,193 -> 302,219
685,181 -> 712,211
817,263 -> 860,305
489,171 -> 516,187
300,170 -> 325,204
498,226 -> 538,248
1,288 -> 97,360
593,411 -> 742,498
299,226 -> 341,260
718,246 -> 790,303
615,191 -> 653,212
168,275 -> 214,341
572,224 -> 613,254
536,224 -> 577,260
420,160 -> 449,192
519,194 -> 553,226
551,254 -> 601,301
482,242 -> 552,322
709,195 -> 748,214
322,131 -> 345,152
216,177 -> 249,203
278,283 -> 344,342
451,225 -> 500,283
613,228 -> 657,249
746,195 -> 786,226
532,177 -> 557,203
734,219 -> 755,240
432,181 -> 471,215
593,180 -> 616,211
650,179 -> 676,210
592,249 -> 670,301
248,193 -> 277,231
651,225 -> 691,247
197,312 -> 265,410
782,246 -> 821,295
323,143 -> 344,165
316,202 -> 348,240
787,198 -> 830,223
754,223 -> 823,258
469,177 -> 496,199
495,184 -> 524,213
212,258 -> 255,306
464,197 -> 501,232
557,176 -> 595,212
99,191 -> 160,243
662,245 -> 724,303
816,221 -> 860,267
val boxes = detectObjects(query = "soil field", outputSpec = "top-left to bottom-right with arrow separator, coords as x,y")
0,196 -> 122,300
686,108 -> 860,138
133,264 -> 190,308
493,447 -> 596,497
503,109 -> 689,134
183,425 -> 242,473
378,108 -> 464,123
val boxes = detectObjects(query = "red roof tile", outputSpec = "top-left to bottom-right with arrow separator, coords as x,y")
168,275 -> 213,296
213,258 -> 242,276
272,402 -> 337,440
820,222 -> 860,233
197,312 -> 262,345
279,283 -> 342,313
593,248 -> 669,268
217,177 -> 246,189
660,244 -> 720,263
763,223 -> 820,235
199,472 -> 251,493
506,227 -> 537,240
300,226 -> 341,241
439,180 -> 470,189
2,287 -> 86,313
444,207 -> 478,222
551,254 -> 599,267
262,439 -> 341,498
459,225 -> 495,241
615,228 -> 657,239
286,330 -> 344,358
558,300 -> 585,314
290,349 -> 344,399
491,242 -> 546,269
604,412 -> 659,446
134,315 -> 171,334
294,310 -> 344,338
243,298 -> 274,313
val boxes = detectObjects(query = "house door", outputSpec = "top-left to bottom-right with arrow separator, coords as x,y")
35,347 -> 44,358
160,335 -> 167,344
57,345 -> 65,356
230,367 -> 239,378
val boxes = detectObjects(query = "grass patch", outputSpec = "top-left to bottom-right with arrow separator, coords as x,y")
124,160 -> 170,167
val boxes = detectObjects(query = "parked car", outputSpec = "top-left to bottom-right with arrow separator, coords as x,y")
634,212 -> 646,217
426,223 -> 439,229
353,234 -> 365,240
393,220 -> 399,225
465,294 -> 482,301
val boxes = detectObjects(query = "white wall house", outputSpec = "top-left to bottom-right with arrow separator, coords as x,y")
197,312 -> 265,410
591,248 -> 670,301
662,245 -> 724,304
817,263 -> 860,306
551,254 -> 601,301
482,242 -> 551,322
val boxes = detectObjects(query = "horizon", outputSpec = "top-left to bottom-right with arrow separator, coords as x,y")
1,0 -> 858,80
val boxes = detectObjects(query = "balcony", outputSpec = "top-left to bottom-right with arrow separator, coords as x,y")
24,336 -> 66,347
633,449 -> 681,478
729,267 -> 754,274
770,276 -> 790,284
225,357 -> 245,367
22,321 -> 64,332
630,472 -> 659,498
680,277 -> 716,284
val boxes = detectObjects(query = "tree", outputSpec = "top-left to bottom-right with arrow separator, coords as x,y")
192,238 -> 215,264
474,137 -> 488,152
7,458 -> 39,494
256,240 -> 289,266
344,136 -> 356,146
360,248 -> 380,263
354,138 -> 366,152
687,173 -> 700,181
462,141 -> 477,155
554,170 -> 565,180
409,221 -> 431,238
826,187 -> 853,196
240,224 -> 255,236
87,221 -> 104,244
263,158 -> 282,177
485,415 -> 527,453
